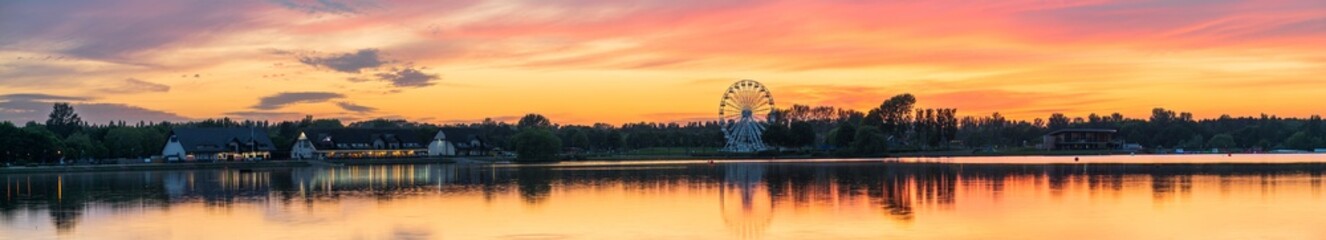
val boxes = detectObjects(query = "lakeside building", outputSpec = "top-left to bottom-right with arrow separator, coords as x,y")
436,127 -> 489,156
162,128 -> 276,161
290,128 -> 488,160
1041,128 -> 1123,150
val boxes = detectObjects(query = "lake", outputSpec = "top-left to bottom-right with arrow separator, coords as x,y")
5,154 -> 1326,239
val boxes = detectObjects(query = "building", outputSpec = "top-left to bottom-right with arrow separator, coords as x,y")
162,128 -> 276,161
1041,128 -> 1122,150
436,127 -> 488,156
290,128 -> 488,160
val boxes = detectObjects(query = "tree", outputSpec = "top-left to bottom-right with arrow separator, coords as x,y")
309,119 -> 344,128
564,128 -> 590,149
0,122 -> 21,164
761,123 -> 791,149
518,114 -> 552,130
46,102 -> 84,138
867,93 -> 917,138
1284,131 -> 1316,151
1150,108 -> 1177,125
1181,134 -> 1205,149
788,121 -> 816,149
830,124 -> 856,148
1047,113 -> 1070,130
604,131 -> 625,151
19,124 -> 64,163
1207,134 -> 1236,149
62,133 -> 105,161
104,127 -> 148,158
512,128 -> 562,162
348,118 -> 418,128
851,126 -> 888,155
2,122 -> 67,163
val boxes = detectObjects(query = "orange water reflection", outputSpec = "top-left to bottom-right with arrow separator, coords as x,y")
5,157 -> 1326,239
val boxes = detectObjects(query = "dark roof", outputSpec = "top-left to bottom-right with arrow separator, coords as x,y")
1045,128 -> 1118,136
439,127 -> 482,141
439,127 -> 487,150
171,128 -> 276,153
302,128 -> 431,150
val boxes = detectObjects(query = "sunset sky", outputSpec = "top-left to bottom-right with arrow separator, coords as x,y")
2,0 -> 1325,125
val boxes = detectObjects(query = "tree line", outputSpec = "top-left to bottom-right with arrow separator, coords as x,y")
4,96 -> 1325,164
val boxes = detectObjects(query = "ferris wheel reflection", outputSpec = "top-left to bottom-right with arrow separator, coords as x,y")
720,163 -> 773,240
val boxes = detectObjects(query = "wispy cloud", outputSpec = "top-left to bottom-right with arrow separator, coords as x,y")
373,66 -> 439,88
336,101 -> 377,113
268,0 -> 366,14
0,93 -> 91,102
298,48 -> 390,73
99,78 -> 170,94
251,92 -> 345,110
223,110 -> 305,120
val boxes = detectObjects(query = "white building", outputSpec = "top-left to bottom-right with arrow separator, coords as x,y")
162,128 -> 275,161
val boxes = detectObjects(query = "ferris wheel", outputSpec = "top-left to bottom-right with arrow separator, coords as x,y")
719,79 -> 775,152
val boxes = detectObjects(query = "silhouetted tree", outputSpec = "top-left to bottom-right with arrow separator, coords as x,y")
62,133 -> 104,161
851,126 -> 888,155
865,94 -> 916,142
829,123 -> 856,148
518,114 -> 552,130
789,121 -> 816,149
1284,131 -> 1319,151
762,123 -> 792,149
45,103 -> 83,138
1047,113 -> 1070,130
1207,134 -> 1236,149
512,128 -> 561,162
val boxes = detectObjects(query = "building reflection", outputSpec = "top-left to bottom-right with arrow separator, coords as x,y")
6,162 -> 1326,235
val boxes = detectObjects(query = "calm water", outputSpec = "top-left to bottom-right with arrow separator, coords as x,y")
6,155 -> 1326,240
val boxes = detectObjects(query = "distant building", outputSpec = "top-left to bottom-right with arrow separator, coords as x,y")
162,128 -> 276,161
1041,128 -> 1122,150
290,128 -> 487,160
435,127 -> 489,156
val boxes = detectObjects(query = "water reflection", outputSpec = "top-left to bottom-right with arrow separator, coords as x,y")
5,161 -> 1326,239
721,164 -> 771,239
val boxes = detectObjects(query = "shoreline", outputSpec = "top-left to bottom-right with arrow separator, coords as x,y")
583,149 -> 1129,161
5,153 -> 1322,174
0,158 -> 459,175
0,160 -> 311,175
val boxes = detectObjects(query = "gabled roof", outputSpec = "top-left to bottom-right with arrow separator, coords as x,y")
170,128 -> 276,152
439,127 -> 488,150
439,127 -> 482,141
301,128 -> 431,150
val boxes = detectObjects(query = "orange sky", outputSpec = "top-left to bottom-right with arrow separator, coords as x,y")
2,0 -> 1325,125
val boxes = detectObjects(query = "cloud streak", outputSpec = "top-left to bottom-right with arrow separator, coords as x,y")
100,78 -> 171,94
298,48 -> 390,73
373,66 -> 439,88
336,101 -> 376,113
0,93 -> 91,102
252,92 -> 346,110
224,110 -> 305,120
